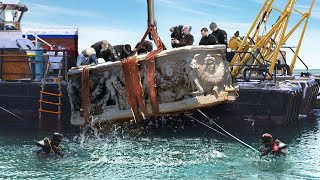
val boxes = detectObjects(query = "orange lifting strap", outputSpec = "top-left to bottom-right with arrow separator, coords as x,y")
122,56 -> 148,123
138,25 -> 165,112
81,66 -> 90,124
122,25 -> 165,123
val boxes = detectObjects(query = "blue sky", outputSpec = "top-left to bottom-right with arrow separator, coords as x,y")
21,0 -> 320,69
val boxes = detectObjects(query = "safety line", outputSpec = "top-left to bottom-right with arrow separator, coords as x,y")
185,113 -> 229,138
197,109 -> 260,153
0,106 -> 24,120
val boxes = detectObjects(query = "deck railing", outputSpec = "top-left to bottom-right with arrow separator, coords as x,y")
0,49 -> 76,82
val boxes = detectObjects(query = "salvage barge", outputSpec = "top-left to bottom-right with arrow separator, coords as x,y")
66,0 -> 320,127
67,47 -> 319,127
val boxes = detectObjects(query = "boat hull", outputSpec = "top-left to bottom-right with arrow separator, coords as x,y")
0,81 -> 71,130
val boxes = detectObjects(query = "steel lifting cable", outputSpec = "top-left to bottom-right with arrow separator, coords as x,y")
197,109 -> 260,153
185,113 -> 229,138
82,66 -> 90,124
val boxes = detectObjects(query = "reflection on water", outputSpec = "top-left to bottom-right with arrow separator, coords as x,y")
0,110 -> 319,179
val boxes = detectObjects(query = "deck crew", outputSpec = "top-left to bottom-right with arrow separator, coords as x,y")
114,44 -> 132,59
134,41 -> 153,55
35,132 -> 64,158
91,40 -> 119,62
77,40 -> 119,68
260,133 -> 288,156
199,27 -> 218,45
209,22 -> 228,46
173,25 -> 194,47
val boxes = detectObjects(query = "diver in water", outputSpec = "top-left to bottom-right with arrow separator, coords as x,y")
35,132 -> 64,158
260,133 -> 288,156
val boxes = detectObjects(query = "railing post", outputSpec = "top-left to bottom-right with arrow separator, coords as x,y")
0,49 -> 2,80
35,42 -> 43,81
63,51 -> 68,81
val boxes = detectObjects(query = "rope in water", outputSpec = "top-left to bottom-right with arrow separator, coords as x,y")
197,109 -> 260,153
185,113 -> 229,138
0,106 -> 24,120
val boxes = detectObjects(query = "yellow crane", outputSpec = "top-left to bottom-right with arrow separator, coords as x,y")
229,0 -> 315,80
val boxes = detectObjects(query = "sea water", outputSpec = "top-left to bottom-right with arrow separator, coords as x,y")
0,110 -> 320,179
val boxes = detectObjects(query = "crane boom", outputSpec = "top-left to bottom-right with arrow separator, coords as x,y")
229,0 -> 315,80
147,0 -> 155,27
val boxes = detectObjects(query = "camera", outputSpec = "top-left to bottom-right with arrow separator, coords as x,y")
170,25 -> 184,48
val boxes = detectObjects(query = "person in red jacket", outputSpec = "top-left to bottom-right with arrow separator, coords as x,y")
260,133 -> 288,156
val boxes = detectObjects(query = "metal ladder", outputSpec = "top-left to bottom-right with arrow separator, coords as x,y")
38,60 -> 63,128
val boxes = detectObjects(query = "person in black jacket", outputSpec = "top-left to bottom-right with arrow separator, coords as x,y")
199,27 -> 218,45
91,40 -> 119,62
114,44 -> 132,59
209,22 -> 228,46
134,41 -> 153,55
173,26 -> 194,48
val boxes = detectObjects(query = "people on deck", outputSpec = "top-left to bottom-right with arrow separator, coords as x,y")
172,25 -> 194,48
134,41 -> 153,55
76,40 -> 119,68
91,40 -> 119,62
199,27 -> 218,45
260,133 -> 288,156
35,132 -> 64,158
170,25 -> 184,48
114,44 -> 132,59
209,22 -> 228,46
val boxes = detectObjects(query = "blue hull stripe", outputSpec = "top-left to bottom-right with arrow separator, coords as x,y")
22,35 -> 78,39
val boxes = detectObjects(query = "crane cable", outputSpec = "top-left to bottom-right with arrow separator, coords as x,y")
197,109 -> 260,153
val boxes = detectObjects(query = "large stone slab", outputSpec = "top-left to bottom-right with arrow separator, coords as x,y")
67,45 -> 236,125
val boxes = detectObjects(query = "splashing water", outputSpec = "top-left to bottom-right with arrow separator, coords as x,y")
0,111 -> 320,179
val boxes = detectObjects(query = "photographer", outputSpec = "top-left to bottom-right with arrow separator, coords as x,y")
170,25 -> 184,48
173,26 -> 194,48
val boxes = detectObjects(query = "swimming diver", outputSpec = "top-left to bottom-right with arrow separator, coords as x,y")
260,133 -> 288,156
35,132 -> 64,158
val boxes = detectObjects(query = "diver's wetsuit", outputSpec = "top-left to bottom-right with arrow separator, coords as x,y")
260,139 -> 288,156
36,133 -> 64,158
36,138 -> 64,157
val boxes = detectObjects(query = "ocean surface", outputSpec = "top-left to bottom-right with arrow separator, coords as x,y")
293,69 -> 320,75
0,110 -> 320,179
0,69 -> 319,179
